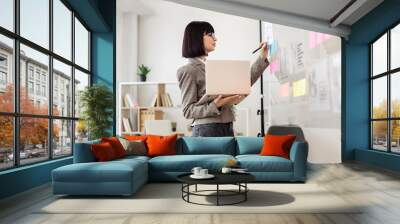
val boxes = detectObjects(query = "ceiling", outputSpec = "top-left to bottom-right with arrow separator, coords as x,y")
164,0 -> 384,37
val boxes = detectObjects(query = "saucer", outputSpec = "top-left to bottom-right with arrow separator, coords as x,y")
190,174 -> 215,179
232,170 -> 249,174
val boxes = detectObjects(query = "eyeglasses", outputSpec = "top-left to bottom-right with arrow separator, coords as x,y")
205,32 -> 216,40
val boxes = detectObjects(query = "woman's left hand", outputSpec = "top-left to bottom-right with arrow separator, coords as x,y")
259,42 -> 269,60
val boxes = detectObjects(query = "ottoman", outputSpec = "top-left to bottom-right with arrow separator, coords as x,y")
52,157 -> 148,196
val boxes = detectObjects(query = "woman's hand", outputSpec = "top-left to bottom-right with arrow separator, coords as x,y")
259,42 -> 269,61
213,95 -> 245,108
231,94 -> 246,105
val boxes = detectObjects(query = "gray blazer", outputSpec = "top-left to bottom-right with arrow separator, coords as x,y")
176,57 -> 269,125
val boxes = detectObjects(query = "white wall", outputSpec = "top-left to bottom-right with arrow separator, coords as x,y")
117,13 -> 138,84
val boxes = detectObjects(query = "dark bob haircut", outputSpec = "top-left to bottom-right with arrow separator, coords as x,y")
182,21 -> 214,58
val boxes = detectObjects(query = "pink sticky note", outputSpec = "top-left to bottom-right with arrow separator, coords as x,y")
269,59 -> 279,74
309,32 -> 317,49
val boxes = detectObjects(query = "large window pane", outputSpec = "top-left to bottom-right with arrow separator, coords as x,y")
53,119 -> 72,158
53,59 -> 72,116
0,34 -> 14,112
392,24 -> 400,70
74,18 -> 89,69
20,44 -> 49,115
391,72 -> 400,118
372,33 -> 387,76
0,0 -> 14,31
372,77 -> 387,119
74,69 -> 89,117
53,0 -> 72,60
372,121 -> 388,151
20,0 -> 49,49
0,116 -> 13,170
20,117 -> 49,165
391,120 -> 400,153
0,0 -> 92,168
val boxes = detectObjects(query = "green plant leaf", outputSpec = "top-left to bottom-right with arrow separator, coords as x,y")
137,64 -> 151,76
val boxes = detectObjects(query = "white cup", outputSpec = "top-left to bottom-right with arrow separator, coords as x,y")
191,167 -> 202,176
221,167 -> 232,174
200,169 -> 208,176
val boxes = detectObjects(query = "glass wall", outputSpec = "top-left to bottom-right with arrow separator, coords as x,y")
261,22 -> 341,130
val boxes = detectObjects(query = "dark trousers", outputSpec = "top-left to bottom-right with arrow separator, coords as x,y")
192,122 -> 234,137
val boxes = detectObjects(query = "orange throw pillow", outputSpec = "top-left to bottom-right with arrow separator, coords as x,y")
91,142 -> 117,161
101,137 -> 127,158
124,135 -> 148,142
260,134 -> 296,159
146,134 -> 177,157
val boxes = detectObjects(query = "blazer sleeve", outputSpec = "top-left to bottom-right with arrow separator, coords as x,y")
250,56 -> 269,86
177,67 -> 221,119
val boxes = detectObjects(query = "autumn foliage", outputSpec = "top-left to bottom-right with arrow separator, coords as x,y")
0,84 -> 59,150
372,99 -> 400,141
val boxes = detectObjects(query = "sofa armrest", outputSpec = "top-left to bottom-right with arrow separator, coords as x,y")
289,141 -> 308,181
73,141 -> 99,163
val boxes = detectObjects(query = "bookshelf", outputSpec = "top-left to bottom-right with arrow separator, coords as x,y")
118,81 -> 189,136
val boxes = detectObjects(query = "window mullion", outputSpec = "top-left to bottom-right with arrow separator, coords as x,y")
49,0 -> 54,160
71,10 -> 76,153
13,0 -> 21,167
370,45 -> 373,149
388,30 -> 392,153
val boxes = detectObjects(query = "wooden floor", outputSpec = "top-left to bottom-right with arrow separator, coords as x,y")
1,162 -> 400,224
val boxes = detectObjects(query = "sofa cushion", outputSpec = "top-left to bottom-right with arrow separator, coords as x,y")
260,134 -> 296,159
148,154 -> 235,172
147,134 -> 177,157
124,135 -> 148,141
52,158 -> 147,183
115,155 -> 150,164
236,155 -> 293,172
91,142 -> 118,161
235,137 -> 263,155
178,137 -> 236,155
101,137 -> 127,158
119,138 -> 147,156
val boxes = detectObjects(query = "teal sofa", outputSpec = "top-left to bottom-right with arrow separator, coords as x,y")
52,126 -> 308,196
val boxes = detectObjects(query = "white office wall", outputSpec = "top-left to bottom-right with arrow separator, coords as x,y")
116,0 -> 342,163
117,13 -> 138,84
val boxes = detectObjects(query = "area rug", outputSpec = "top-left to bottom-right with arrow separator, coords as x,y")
37,183 -> 362,214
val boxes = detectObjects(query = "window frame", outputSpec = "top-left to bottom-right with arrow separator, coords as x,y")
0,0 -> 92,171
370,20 -> 400,154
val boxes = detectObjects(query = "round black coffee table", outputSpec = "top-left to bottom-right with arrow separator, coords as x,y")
177,173 -> 255,206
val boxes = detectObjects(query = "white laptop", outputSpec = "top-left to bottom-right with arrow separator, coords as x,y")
205,60 -> 251,96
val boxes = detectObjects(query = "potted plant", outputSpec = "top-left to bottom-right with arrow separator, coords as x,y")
137,64 -> 151,82
171,121 -> 177,132
79,84 -> 113,140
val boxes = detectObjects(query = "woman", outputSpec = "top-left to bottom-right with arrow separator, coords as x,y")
177,21 -> 269,137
